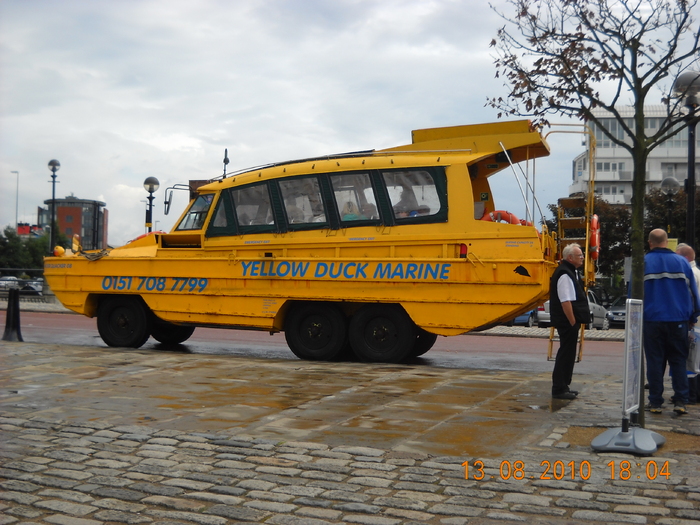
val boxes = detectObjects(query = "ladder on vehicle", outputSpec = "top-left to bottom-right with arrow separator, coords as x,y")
547,129 -> 597,363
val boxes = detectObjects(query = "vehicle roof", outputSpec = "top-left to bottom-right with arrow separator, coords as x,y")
196,120 -> 550,193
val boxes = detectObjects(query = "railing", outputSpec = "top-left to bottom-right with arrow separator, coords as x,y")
0,268 -> 45,296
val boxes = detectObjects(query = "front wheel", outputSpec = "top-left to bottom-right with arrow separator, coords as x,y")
526,313 -> 535,328
97,296 -> 151,348
411,328 -> 438,357
284,302 -> 347,360
349,304 -> 415,363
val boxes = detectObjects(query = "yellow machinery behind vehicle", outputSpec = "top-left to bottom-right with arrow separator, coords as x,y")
45,120 -> 558,363
546,127 -> 599,362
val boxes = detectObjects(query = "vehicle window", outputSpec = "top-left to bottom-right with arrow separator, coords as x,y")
587,291 -> 599,305
612,296 -> 627,307
231,182 -> 277,233
176,194 -> 214,231
206,191 -> 237,237
211,199 -> 228,228
382,169 -> 442,221
330,172 -> 379,224
278,177 -> 328,226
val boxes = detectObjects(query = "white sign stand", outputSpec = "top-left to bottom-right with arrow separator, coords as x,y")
591,299 -> 666,455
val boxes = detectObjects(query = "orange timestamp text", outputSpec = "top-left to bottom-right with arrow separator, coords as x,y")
462,459 -> 671,481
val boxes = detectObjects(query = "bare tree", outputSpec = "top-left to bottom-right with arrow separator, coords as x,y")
488,0 -> 700,298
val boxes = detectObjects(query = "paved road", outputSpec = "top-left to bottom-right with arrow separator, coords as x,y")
7,308 -> 625,376
1,306 -> 699,524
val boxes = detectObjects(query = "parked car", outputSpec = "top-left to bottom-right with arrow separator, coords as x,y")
537,290 -> 610,330
0,276 -> 20,290
20,278 -> 43,295
505,309 -> 538,327
0,276 -> 43,294
605,295 -> 627,328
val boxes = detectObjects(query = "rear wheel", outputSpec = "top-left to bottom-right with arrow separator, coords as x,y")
411,328 -> 438,357
151,319 -> 195,345
525,312 -> 535,328
349,304 -> 415,363
97,296 -> 151,348
284,302 -> 347,360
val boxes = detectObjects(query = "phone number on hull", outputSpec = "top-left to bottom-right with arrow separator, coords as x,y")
101,276 -> 208,293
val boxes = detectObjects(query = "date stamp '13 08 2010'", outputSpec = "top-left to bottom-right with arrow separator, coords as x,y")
463,460 -> 671,481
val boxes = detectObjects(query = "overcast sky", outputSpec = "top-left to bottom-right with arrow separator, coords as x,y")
0,0 -> 584,247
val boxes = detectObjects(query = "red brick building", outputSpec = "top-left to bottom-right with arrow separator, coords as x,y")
38,195 -> 108,250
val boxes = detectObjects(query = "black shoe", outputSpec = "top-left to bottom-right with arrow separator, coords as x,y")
553,392 -> 577,400
646,404 -> 662,414
673,402 -> 687,415
567,390 -> 579,396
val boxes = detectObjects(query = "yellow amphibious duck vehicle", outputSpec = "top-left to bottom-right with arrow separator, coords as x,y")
45,120 -> 558,363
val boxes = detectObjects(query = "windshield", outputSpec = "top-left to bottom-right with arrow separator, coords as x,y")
176,194 -> 214,230
611,296 -> 627,307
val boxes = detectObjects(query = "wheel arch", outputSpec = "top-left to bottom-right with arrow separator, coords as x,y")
83,293 -> 102,318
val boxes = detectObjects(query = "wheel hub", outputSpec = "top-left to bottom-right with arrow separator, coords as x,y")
307,322 -> 323,339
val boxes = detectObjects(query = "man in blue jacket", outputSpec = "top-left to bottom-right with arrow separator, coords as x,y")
644,229 -> 700,415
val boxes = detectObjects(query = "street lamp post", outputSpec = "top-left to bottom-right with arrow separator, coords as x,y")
672,71 -> 700,250
143,177 -> 160,233
10,171 -> 19,231
47,160 -> 60,254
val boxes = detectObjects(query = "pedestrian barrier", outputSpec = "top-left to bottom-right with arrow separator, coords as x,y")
592,299 -> 665,455
2,288 -> 24,342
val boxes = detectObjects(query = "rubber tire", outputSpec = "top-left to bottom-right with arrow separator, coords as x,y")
284,302 -> 347,361
411,328 -> 438,357
349,304 -> 416,363
151,320 -> 195,345
97,296 -> 151,348
526,313 -> 535,328
597,317 -> 610,331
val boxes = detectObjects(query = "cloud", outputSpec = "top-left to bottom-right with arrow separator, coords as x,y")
0,0 -> 580,246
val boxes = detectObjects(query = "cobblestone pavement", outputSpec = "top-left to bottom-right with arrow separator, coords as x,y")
1,340 -> 699,524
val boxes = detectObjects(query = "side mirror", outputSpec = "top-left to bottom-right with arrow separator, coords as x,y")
164,189 -> 173,215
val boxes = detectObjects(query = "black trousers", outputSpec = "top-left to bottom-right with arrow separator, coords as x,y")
552,322 -> 580,395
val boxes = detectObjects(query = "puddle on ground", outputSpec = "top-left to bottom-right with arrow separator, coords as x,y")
2,344 -> 563,457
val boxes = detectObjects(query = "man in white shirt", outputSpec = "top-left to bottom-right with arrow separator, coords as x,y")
549,243 -> 591,399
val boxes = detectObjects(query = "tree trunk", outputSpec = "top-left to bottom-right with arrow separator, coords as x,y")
629,146 -> 648,300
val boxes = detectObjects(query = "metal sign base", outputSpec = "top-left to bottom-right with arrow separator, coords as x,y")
592,299 -> 664,456
591,425 -> 666,456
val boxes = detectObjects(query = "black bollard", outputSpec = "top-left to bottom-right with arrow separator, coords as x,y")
2,288 -> 24,342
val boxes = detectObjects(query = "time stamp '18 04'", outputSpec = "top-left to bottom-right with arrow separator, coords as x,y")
463,460 -> 671,481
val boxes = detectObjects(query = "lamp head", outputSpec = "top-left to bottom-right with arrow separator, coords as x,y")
143,176 -> 160,194
672,71 -> 700,107
48,159 -> 60,173
661,177 -> 681,195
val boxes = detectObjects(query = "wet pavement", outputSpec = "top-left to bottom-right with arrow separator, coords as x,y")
2,339 -> 700,525
1,301 -> 700,524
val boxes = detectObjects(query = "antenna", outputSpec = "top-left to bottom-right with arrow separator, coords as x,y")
223,148 -> 229,177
